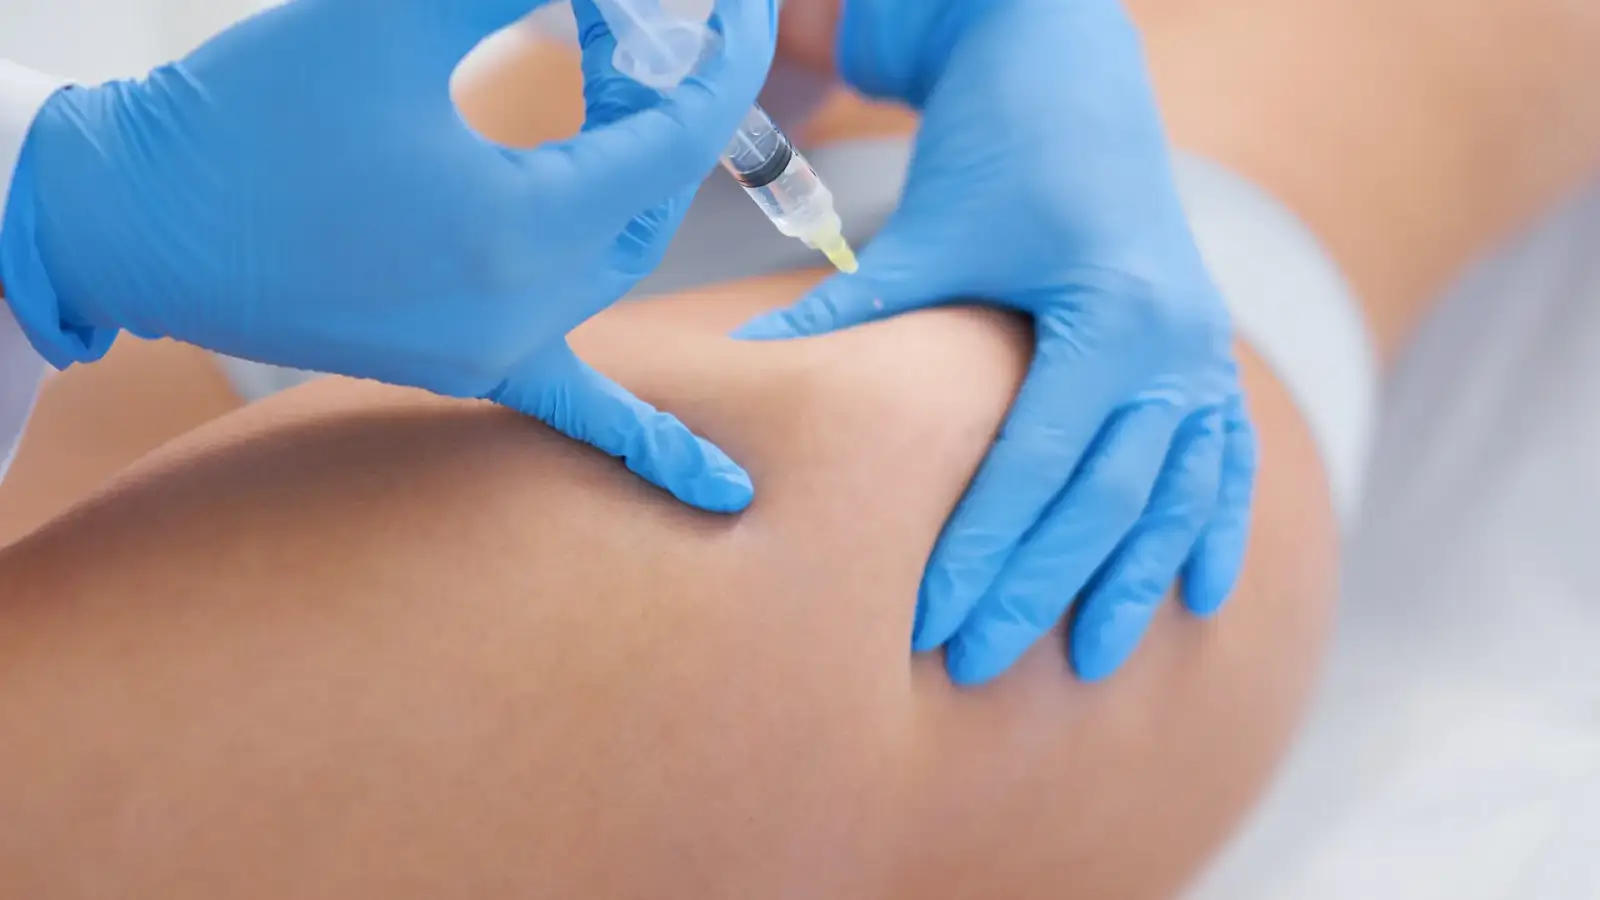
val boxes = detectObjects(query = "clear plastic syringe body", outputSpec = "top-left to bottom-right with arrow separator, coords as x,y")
719,107 -> 854,270
588,0 -> 857,271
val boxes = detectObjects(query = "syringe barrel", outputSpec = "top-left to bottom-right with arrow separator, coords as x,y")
720,107 -> 787,185
724,143 -> 842,245
586,0 -> 850,259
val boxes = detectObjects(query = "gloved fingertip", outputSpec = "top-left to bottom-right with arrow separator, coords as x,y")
690,465 -> 756,514
909,629 -> 944,655
945,634 -> 1007,687
615,406 -> 754,514
675,438 -> 755,514
952,620 -> 1043,686
1181,529 -> 1246,618
730,312 -> 800,342
910,566 -> 966,653
909,595 -> 930,653
1071,597 -> 1160,683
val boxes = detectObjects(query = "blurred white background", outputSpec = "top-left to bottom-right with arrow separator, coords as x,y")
0,0 -> 270,80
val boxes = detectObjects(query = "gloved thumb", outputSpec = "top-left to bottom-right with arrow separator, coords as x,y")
571,0 -> 661,131
732,223 -> 958,340
487,343 -> 754,514
517,0 -> 775,237
609,180 -> 700,280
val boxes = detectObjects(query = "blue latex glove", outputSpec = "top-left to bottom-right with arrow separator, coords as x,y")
0,0 -> 778,513
740,0 -> 1257,683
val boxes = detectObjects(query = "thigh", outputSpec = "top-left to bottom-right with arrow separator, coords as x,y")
0,271 -> 1336,899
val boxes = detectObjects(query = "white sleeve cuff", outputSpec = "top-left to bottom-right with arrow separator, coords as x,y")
1172,153 -> 1379,527
0,299 -> 46,482
1,59 -> 69,483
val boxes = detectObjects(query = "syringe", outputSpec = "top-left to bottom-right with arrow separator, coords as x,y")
590,0 -> 859,273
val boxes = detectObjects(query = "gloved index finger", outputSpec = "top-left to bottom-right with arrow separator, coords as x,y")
733,272 -> 874,341
522,0 -> 777,233
734,227 -> 958,340
489,343 -> 755,514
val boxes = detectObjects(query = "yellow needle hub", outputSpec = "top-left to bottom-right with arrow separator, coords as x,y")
814,229 -> 859,274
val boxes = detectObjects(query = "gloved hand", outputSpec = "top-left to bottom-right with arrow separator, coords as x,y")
0,0 -> 777,513
740,0 -> 1257,683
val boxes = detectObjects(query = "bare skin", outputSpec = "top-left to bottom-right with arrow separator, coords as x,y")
0,272 -> 1335,898
3,2 -> 1593,894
